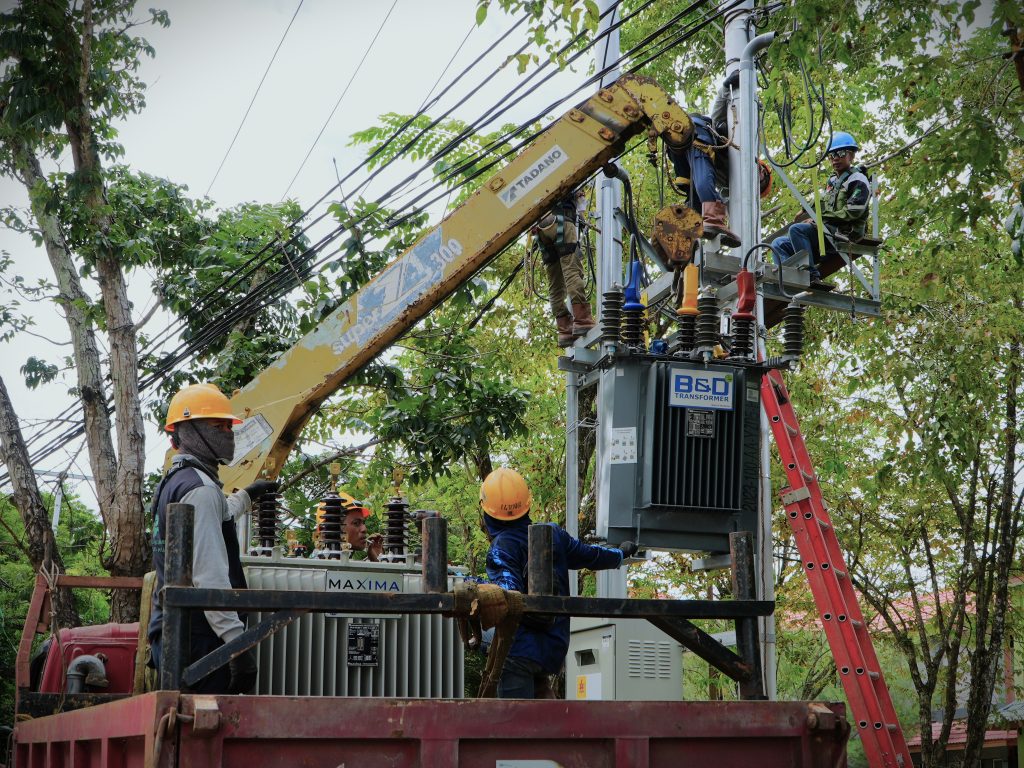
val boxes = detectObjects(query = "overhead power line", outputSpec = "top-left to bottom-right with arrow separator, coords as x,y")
205,0 -> 305,197
280,0 -> 400,201
3,0 -> 737,486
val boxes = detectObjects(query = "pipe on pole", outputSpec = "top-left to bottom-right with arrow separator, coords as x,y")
742,30 -> 778,703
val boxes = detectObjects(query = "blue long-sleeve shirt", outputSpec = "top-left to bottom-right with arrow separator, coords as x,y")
484,515 -> 623,673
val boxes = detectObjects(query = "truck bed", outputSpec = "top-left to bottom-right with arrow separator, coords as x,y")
14,693 -> 848,767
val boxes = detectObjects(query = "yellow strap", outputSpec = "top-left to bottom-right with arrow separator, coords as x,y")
812,165 -> 827,257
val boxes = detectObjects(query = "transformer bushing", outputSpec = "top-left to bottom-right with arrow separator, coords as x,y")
253,492 -> 281,556
318,491 -> 344,553
695,294 -> 720,353
783,302 -> 805,357
730,316 -> 755,359
601,289 -> 624,345
383,495 -> 410,558
620,307 -> 646,349
675,314 -> 697,353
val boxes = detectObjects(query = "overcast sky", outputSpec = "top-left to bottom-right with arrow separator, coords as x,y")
0,0 -> 598,504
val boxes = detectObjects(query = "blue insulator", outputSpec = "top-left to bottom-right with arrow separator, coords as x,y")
623,260 -> 646,311
650,339 -> 668,355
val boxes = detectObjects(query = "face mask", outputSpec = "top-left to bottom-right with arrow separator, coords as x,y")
176,420 -> 235,466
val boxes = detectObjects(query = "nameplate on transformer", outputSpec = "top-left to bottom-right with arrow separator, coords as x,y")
325,571 -> 403,593
668,367 -> 734,411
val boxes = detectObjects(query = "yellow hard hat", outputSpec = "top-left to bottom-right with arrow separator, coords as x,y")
479,468 -> 531,521
165,383 -> 242,432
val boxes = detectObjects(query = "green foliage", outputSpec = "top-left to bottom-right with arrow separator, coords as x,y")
0,0 -> 167,161
475,0 -> 599,72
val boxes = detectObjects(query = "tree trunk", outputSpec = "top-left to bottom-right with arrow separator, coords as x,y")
58,0 -> 148,621
17,0 -> 150,620
0,376 -> 79,628
961,343 -> 1021,765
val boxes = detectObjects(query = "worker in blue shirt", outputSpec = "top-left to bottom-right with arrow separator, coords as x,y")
479,467 -> 636,698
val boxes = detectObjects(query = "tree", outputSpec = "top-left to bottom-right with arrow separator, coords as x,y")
0,0 -> 173,620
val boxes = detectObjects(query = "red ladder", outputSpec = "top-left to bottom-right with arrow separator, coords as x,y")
761,368 -> 912,768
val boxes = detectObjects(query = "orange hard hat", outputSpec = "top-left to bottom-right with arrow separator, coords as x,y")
479,468 -> 531,521
340,491 -> 372,519
165,383 -> 242,432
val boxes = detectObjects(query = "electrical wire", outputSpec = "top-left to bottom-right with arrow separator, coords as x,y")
205,0 -> 304,197
0,4 -> 588,476
280,0 -> 399,201
52,0 -> 727,427
2,0 -> 733,485
759,24 -> 832,170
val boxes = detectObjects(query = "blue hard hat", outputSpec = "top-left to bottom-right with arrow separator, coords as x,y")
827,131 -> 859,153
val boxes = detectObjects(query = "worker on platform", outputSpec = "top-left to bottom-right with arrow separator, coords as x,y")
535,187 -> 596,347
770,131 -> 871,289
148,383 -> 278,695
479,467 -> 636,698
666,72 -> 743,248
342,495 -> 384,562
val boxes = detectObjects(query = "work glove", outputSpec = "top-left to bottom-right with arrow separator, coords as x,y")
243,479 -> 279,503
619,541 -> 638,559
722,70 -> 740,91
228,648 -> 258,694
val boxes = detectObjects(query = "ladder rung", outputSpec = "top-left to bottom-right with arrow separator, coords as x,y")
834,569 -> 847,579
887,723 -> 899,732
869,671 -> 880,680
785,423 -> 799,436
851,619 -> 863,629
817,518 -> 831,531
799,470 -> 815,482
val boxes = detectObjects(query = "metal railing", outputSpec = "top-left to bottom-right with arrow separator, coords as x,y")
159,503 -> 775,698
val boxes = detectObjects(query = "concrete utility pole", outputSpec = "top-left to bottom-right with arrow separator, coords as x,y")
724,0 -> 778,699
594,0 -> 627,600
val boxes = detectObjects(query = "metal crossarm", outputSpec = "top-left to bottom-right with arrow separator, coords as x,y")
761,369 -> 912,768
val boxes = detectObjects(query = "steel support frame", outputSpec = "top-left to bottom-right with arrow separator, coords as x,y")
160,505 -> 773,690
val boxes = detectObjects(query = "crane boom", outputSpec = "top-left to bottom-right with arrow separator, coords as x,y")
221,74 -> 693,490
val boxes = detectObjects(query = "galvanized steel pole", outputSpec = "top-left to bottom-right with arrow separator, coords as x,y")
724,0 -> 778,699
595,0 -> 627,600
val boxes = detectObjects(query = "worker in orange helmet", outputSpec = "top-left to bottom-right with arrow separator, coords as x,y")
341,494 -> 383,562
479,467 -> 636,698
148,383 -> 278,695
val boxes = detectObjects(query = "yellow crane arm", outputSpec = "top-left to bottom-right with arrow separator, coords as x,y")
220,74 -> 692,490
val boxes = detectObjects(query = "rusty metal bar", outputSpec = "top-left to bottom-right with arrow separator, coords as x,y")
730,531 -> 765,699
55,575 -> 144,589
165,586 -> 773,620
183,609 -> 304,688
528,524 -> 554,595
421,515 -> 448,594
646,616 -> 752,683
160,502 -> 193,692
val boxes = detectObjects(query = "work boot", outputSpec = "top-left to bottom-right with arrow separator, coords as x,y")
701,201 -> 741,248
555,313 -> 575,347
571,302 -> 597,338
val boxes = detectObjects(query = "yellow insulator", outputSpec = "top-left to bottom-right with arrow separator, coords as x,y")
677,263 -> 700,316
